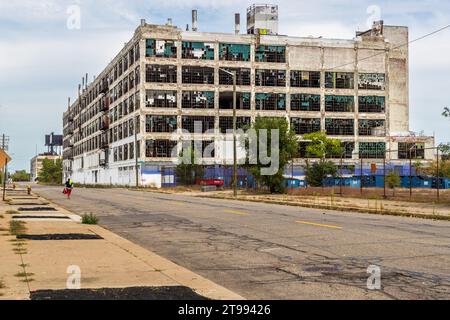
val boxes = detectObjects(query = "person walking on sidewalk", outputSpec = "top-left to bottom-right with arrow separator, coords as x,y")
64,178 -> 74,199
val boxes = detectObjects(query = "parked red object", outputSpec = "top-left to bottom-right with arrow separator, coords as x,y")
200,179 -> 225,187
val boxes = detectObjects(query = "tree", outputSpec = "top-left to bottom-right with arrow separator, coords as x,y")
245,117 -> 298,193
11,170 -> 30,182
38,158 -> 63,184
303,131 -> 344,160
302,132 -> 344,187
305,161 -> 338,187
386,172 -> 401,196
175,146 -> 204,186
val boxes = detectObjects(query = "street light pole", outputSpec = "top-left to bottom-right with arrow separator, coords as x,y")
232,71 -> 238,198
219,68 -> 238,198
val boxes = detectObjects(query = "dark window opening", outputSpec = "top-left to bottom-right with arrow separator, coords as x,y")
359,96 -> 385,113
398,143 -> 425,160
145,115 -> 177,133
325,96 -> 355,112
291,118 -> 321,135
325,119 -> 355,136
255,93 -> 286,111
182,116 -> 215,133
290,71 -> 320,88
255,69 -> 286,87
291,94 -> 320,112
219,68 -> 251,86
219,92 -> 250,110
360,142 -> 386,159
145,90 -> 177,108
145,65 -> 177,83
182,91 -> 215,109
255,45 -> 286,63
219,43 -> 250,61
358,120 -> 386,136
182,66 -> 214,84
325,72 -> 354,89
219,117 -> 251,133
145,140 -> 177,158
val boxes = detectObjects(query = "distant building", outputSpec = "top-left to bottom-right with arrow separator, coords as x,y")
62,4 -> 435,187
30,153 -> 61,182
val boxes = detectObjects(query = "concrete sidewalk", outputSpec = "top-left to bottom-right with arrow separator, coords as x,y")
0,188 -> 243,300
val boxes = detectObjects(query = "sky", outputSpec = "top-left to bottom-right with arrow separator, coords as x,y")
0,0 -> 449,172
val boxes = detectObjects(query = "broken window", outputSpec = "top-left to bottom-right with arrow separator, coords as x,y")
182,42 -> 215,60
145,64 -> 177,83
124,143 -> 129,160
255,69 -> 286,87
359,142 -> 386,159
291,118 -> 321,135
129,142 -> 134,159
358,120 -> 386,136
255,93 -> 286,111
145,115 -> 177,133
359,73 -> 385,90
398,143 -> 425,160
145,140 -> 177,158
327,142 -> 355,159
325,72 -> 354,89
358,96 -> 385,113
219,43 -> 251,61
182,140 -> 215,158
219,117 -> 251,133
255,45 -> 286,63
145,90 -> 177,108
145,39 -> 177,58
290,71 -> 321,88
219,92 -> 250,110
182,116 -> 215,133
182,66 -> 214,84
325,119 -> 355,136
325,96 -> 355,112
182,91 -> 215,109
291,94 -> 320,112
219,68 -> 251,86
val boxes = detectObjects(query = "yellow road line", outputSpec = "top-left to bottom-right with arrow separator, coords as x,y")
224,209 -> 249,216
296,220 -> 342,230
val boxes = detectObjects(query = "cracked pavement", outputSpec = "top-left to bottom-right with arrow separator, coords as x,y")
33,185 -> 450,300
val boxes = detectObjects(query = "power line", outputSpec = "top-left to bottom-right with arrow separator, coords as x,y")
329,24 -> 450,70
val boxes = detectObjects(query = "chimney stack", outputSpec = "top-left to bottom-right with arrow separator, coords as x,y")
140,19 -> 146,27
235,13 -> 240,35
68,97 -> 71,108
85,73 -> 88,89
167,18 -> 173,26
81,77 -> 85,92
192,10 -> 198,32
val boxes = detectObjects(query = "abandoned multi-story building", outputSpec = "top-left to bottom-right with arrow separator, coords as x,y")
62,4 -> 435,187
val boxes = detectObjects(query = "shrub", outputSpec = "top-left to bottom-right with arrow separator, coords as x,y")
82,213 -> 99,225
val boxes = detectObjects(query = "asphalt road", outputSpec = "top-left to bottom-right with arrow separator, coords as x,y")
33,185 -> 450,300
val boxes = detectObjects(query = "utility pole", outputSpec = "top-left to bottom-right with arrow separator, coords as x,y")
134,115 -> 139,188
232,71 -> 238,198
219,68 -> 238,198
1,134 -> 9,201
437,147 -> 440,201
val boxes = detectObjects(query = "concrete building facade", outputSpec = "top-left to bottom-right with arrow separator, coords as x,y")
62,6 -> 434,187
30,154 -> 62,182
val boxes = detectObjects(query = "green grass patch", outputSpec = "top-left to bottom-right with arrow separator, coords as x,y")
82,213 -> 99,225
9,220 -> 27,235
